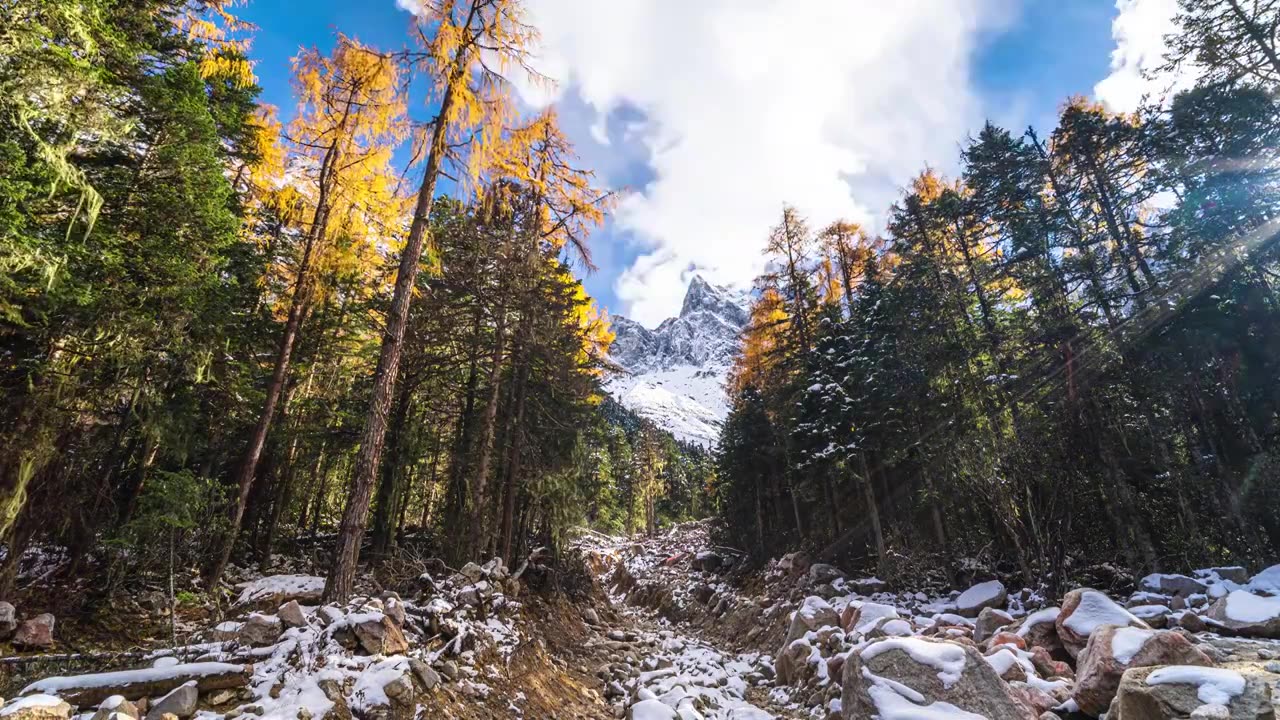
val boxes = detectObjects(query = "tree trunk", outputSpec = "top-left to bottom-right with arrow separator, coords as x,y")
371,381 -> 414,556
325,64 -> 464,602
857,450 -> 887,568
468,305 -> 507,557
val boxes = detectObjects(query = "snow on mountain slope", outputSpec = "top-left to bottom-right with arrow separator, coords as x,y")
604,276 -> 749,446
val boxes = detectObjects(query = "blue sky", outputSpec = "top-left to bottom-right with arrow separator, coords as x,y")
239,0 -> 1132,325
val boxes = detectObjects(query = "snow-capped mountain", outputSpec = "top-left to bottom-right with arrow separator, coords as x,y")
604,276 -> 750,446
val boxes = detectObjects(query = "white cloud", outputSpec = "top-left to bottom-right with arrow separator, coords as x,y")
1094,0 -> 1193,112
513,0 -> 1007,325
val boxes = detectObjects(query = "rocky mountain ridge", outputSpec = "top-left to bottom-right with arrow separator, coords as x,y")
605,276 -> 750,446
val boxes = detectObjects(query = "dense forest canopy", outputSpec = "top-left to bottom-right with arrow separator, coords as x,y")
0,0 -> 713,604
714,0 -> 1280,591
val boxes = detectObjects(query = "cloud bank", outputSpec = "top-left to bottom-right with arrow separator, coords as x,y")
1094,0 -> 1193,112
515,0 -> 1006,325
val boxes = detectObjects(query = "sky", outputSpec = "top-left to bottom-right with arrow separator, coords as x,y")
240,0 -> 1180,327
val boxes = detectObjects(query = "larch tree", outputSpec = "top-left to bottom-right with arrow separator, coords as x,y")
326,0 -> 540,601
206,36 -> 406,589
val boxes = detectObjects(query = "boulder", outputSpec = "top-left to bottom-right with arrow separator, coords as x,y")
1071,624 -> 1215,716
779,552 -> 811,578
840,601 -> 900,635
145,681 -> 197,720
974,607 -> 1015,645
693,551 -> 723,573
234,575 -> 325,610
955,580 -> 1007,618
1140,573 -> 1211,599
784,596 -> 838,644
408,659 -> 440,691
841,637 -> 1037,720
776,639 -> 819,686
277,601 -> 306,629
352,614 -> 408,655
1112,665 -> 1273,720
1181,611 -> 1209,634
850,577 -> 889,595
807,563 -> 845,585
1029,645 -> 1073,680
1057,589 -> 1149,658
12,613 -> 55,650
1014,607 -> 1063,654
1206,591 -> 1280,639
237,613 -> 282,647
0,601 -> 15,640
0,696 -> 71,720
91,697 -> 140,720
458,562 -> 484,583
1200,567 -> 1249,585
627,699 -> 678,720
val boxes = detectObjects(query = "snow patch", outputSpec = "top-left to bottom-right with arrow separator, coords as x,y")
1146,666 -> 1246,706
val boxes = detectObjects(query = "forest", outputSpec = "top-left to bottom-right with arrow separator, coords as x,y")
715,1 -> 1280,591
0,0 -> 712,606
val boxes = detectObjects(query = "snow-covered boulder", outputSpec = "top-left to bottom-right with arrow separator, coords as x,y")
1206,590 -> 1280,638
238,613 -> 282,647
1057,589 -> 1149,658
1014,606 -> 1062,653
1071,625 -> 1214,716
0,695 -> 71,720
784,596 -> 838,644
234,574 -> 325,609
626,698 -> 678,720
1139,573 -> 1209,599
955,580 -> 1007,618
89,696 -> 139,720
1246,564 -> 1280,595
840,600 -> 900,635
1113,665 -> 1273,720
840,636 -> 1038,720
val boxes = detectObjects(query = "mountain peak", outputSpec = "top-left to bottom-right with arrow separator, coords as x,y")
680,275 -> 748,323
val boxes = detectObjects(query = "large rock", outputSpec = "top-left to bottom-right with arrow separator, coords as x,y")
626,699 -> 678,720
277,600 -> 306,629
807,563 -> 845,585
0,601 -> 16,640
956,580 -> 1007,618
353,614 -> 409,655
144,681 -> 197,720
12,613 -> 55,649
233,575 -> 325,609
0,696 -> 71,720
1206,591 -> 1280,639
1057,589 -> 1149,658
776,638 -> 820,686
1014,607 -> 1063,654
841,637 -> 1037,720
1112,665 -> 1274,719
975,607 -> 1015,645
237,613 -> 282,647
841,601 -> 900,635
1140,573 -> 1210,599
784,596 -> 838,644
90,696 -> 140,720
1072,625 -> 1215,716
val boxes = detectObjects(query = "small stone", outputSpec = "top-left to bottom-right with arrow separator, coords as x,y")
277,601 -> 306,629
582,608 -> 601,626
12,613 -> 55,649
205,691 -> 235,707
409,659 -> 441,690
0,601 -> 16,640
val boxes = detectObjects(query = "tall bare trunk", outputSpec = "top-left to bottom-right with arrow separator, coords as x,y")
325,65 -> 463,602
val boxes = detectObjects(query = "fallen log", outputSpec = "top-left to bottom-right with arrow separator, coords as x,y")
20,662 -> 253,706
